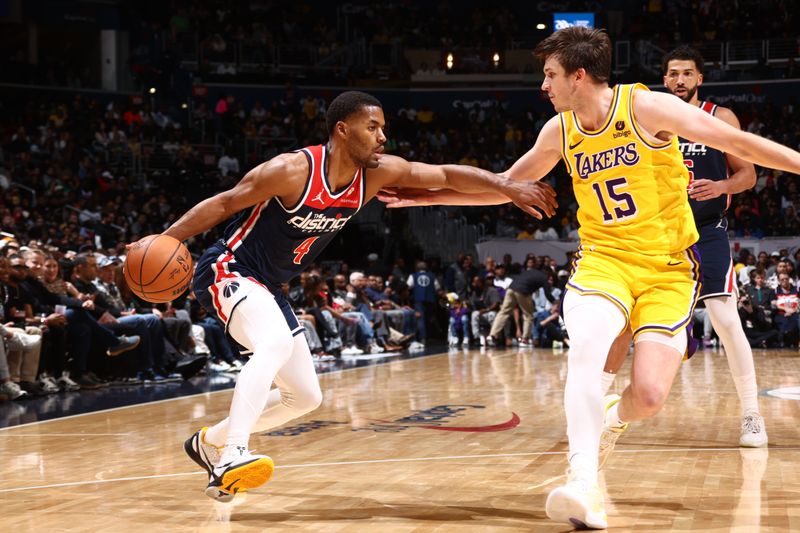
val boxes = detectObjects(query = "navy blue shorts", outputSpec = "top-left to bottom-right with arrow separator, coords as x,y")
696,218 -> 736,300
193,243 -> 303,347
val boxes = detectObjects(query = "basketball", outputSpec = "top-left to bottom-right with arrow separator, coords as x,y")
123,234 -> 193,303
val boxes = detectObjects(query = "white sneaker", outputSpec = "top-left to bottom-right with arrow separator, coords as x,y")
0,380 -> 28,400
57,371 -> 81,392
545,467 -> 608,529
341,345 -> 364,356
366,342 -> 384,354
408,341 -> 425,352
448,336 -> 459,346
207,445 -> 274,501
479,335 -> 486,347
38,374 -> 60,394
229,359 -> 244,372
211,360 -> 234,373
598,394 -> 628,470
739,412 -> 768,448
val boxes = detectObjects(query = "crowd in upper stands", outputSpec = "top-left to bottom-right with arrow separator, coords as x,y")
3,85 -> 799,260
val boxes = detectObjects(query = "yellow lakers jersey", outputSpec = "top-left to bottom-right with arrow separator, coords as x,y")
559,83 -> 698,255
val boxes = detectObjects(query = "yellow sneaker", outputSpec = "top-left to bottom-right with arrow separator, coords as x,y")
206,445 -> 274,501
598,394 -> 628,470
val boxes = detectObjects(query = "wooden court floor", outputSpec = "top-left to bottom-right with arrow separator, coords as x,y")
3,346 -> 800,532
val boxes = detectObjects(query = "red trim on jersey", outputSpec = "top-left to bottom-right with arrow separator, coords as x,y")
726,260 -> 736,294
227,200 -> 268,251
302,145 -> 363,210
701,101 -> 716,114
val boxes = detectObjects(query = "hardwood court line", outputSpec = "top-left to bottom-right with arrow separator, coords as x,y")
4,445 -> 796,494
0,351 -> 451,433
0,433 -> 132,437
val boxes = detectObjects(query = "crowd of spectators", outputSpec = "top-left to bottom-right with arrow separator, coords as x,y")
1,81 -> 799,282
2,228 -> 798,405
137,1 -> 800,81
4,1 -> 799,90
2,27 -> 800,404
722,248 -> 800,349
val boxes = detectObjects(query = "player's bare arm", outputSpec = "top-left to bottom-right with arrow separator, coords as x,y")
688,105 -> 756,201
634,90 -> 800,174
367,153 -> 558,218
163,152 -> 308,242
378,117 -> 562,209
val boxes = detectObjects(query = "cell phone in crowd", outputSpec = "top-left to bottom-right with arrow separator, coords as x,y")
55,305 -> 67,315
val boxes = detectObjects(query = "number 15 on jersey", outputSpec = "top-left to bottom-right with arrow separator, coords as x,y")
591,177 -> 638,224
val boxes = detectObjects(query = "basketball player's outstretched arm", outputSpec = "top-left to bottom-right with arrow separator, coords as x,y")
378,117 -> 562,209
369,149 -> 559,218
634,90 -> 800,174
163,153 -> 307,242
687,106 -> 755,202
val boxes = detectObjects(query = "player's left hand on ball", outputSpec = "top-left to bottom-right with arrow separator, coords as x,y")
688,178 -> 724,201
505,180 -> 558,219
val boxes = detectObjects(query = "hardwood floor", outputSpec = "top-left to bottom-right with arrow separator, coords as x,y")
3,346 -> 799,531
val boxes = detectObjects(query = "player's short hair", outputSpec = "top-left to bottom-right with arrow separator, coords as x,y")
326,91 -> 382,135
662,45 -> 705,75
534,27 -> 611,84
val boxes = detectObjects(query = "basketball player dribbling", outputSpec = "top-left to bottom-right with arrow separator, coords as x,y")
379,27 -> 800,529
142,91 -> 558,502
600,46 -> 767,458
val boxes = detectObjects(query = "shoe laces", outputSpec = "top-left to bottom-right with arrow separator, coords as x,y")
742,414 -> 764,434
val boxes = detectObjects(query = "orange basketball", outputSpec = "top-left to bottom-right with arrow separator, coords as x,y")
123,234 -> 193,303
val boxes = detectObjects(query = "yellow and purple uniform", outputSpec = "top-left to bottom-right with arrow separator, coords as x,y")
560,83 -> 701,342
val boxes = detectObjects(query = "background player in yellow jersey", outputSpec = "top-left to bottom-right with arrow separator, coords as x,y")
600,46 -> 767,459
380,27 -> 800,530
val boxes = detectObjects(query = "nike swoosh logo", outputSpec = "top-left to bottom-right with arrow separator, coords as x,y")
569,138 -> 584,150
667,261 -> 683,266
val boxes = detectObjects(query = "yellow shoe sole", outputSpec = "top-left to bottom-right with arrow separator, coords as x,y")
219,456 -> 275,494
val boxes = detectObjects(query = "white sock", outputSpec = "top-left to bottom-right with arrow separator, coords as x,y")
601,371 -> 616,395
568,453 -> 597,483
562,291 -> 627,475
732,373 -> 759,415
705,296 -> 760,415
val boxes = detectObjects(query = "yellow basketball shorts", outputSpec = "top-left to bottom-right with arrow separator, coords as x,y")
566,244 -> 701,339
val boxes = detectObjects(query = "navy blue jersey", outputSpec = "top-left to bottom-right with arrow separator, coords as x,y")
210,144 -> 365,289
680,101 -> 731,226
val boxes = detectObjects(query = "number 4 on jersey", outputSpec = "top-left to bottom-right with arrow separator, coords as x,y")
292,236 -> 320,265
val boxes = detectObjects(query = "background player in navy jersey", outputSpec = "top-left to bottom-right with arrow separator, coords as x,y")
599,46 -> 767,454
149,91 -> 558,502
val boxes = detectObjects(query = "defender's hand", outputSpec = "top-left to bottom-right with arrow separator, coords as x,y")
377,187 -> 441,208
688,178 -> 725,201
502,180 -> 558,219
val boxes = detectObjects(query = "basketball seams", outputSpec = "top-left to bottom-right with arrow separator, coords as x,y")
137,235 -> 160,295
123,234 -> 193,304
125,234 -> 156,286
141,238 -> 183,287
138,268 -> 193,297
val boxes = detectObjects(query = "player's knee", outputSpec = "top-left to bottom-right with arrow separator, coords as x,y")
630,381 -> 669,415
291,383 -> 323,413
